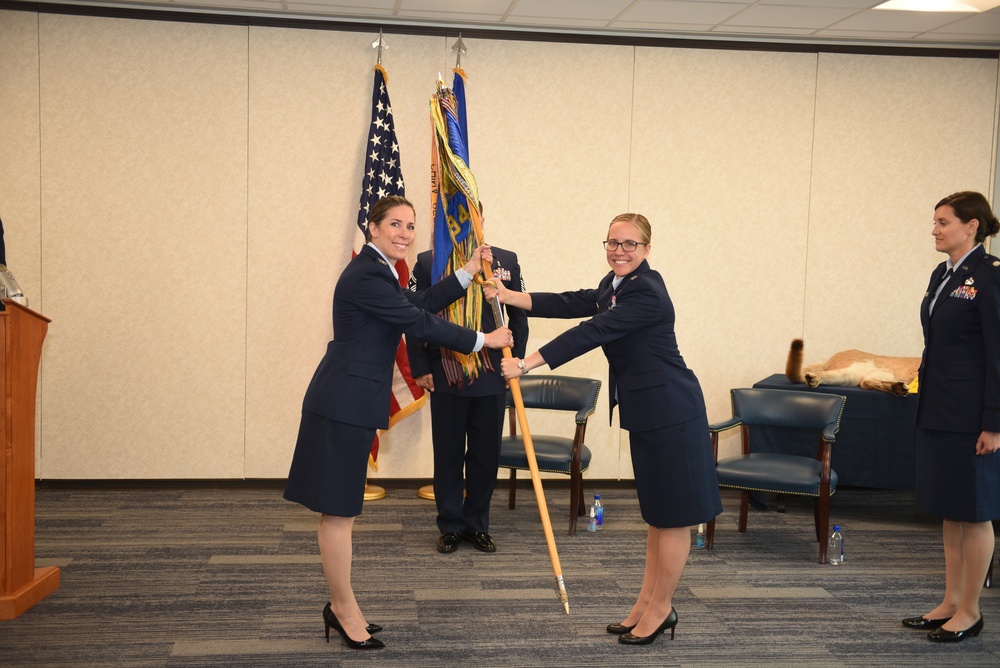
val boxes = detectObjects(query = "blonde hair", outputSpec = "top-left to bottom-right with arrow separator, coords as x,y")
608,213 -> 651,244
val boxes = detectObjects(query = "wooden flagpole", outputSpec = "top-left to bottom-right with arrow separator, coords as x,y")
468,208 -> 569,614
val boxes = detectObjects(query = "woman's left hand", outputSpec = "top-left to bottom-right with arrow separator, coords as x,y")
501,357 -> 522,380
975,430 -> 1000,455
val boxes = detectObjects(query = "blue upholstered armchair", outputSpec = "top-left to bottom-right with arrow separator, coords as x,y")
499,375 -> 601,536
708,388 -> 847,564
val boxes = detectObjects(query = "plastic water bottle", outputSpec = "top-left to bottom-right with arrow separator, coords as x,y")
828,525 -> 844,565
695,523 -> 707,549
587,506 -> 598,532
592,494 -> 604,530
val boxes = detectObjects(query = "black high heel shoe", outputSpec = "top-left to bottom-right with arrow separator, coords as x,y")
618,608 -> 678,645
323,602 -> 381,635
607,622 -> 636,635
902,615 -> 950,630
322,603 -> 385,650
927,616 -> 984,643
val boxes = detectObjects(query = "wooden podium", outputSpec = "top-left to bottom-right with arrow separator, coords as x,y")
0,299 -> 56,620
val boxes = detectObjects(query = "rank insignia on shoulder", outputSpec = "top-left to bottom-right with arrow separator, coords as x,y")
993,260 -> 1000,268
408,275 -> 417,292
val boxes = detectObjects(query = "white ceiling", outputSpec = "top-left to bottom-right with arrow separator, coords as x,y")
20,0 -> 1000,49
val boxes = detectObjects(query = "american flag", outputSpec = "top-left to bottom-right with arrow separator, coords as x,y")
354,65 -> 426,470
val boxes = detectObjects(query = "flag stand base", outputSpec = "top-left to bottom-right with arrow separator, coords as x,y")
417,484 -> 435,500
363,484 -> 386,501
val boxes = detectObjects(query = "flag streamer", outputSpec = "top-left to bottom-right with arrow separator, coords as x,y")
430,71 -> 570,613
429,74 -> 490,385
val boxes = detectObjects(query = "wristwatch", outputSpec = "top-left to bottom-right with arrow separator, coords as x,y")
517,359 -> 528,374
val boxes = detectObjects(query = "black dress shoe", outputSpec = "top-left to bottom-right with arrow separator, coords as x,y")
606,622 -> 636,634
463,532 -> 496,553
437,532 -> 461,553
619,608 -> 678,645
322,603 -> 385,650
325,601 -> 381,633
902,615 -> 950,630
928,616 -> 984,642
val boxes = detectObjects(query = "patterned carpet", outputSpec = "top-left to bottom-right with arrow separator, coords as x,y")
1,481 -> 998,667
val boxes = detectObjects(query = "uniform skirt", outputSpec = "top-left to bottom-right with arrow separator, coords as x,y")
629,414 -> 723,528
283,410 -> 376,517
916,427 -> 1000,523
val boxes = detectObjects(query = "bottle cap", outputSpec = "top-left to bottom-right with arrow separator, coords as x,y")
833,525 -> 840,531
595,494 -> 601,499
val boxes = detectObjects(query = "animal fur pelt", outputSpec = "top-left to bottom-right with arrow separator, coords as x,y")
785,339 -> 919,396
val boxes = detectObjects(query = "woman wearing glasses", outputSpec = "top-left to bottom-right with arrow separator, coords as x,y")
486,212 -> 721,646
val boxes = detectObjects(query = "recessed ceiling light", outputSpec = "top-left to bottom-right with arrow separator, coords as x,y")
874,0 -> 1000,11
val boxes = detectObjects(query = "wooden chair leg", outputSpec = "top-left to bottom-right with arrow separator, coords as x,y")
816,494 -> 830,565
507,469 -> 517,509
738,491 -> 749,533
568,466 -> 581,536
706,517 -> 716,550
814,499 -> 822,542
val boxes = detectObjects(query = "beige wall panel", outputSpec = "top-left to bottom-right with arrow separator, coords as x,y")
0,11 -> 43,466
245,31 -> 459,478
0,11 -> 42,304
6,10 -> 999,481
630,47 -> 819,463
806,53 -> 998,362
377,38 -> 637,481
38,15 -> 249,477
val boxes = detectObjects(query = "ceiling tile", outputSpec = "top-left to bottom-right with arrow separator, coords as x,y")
759,0 -> 882,7
827,8 -> 977,31
399,0 -> 514,15
618,0 -> 753,26
924,9 -> 1000,33
611,20 -> 718,31
503,16 -> 621,28
725,5 -> 860,29
509,0 -> 635,21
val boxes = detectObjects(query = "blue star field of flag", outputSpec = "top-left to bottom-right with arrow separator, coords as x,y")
356,67 -> 405,236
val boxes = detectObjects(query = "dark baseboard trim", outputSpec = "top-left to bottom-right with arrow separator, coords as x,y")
35,477 -> 637,490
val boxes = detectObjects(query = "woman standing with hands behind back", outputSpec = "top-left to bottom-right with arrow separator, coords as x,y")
486,212 -> 722,646
903,191 -> 1000,643
284,196 -> 513,651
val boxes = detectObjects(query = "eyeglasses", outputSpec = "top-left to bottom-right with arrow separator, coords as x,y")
603,240 -> 647,252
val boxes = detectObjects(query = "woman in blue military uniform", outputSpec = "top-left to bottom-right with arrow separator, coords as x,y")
488,212 -> 721,646
903,191 -> 1000,642
284,196 -> 512,650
